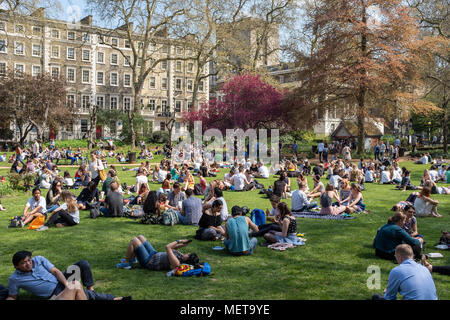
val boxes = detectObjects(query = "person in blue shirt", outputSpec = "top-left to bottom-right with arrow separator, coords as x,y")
223,206 -> 259,256
373,244 -> 438,300
7,251 -> 129,300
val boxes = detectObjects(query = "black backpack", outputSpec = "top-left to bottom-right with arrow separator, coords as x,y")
194,183 -> 204,195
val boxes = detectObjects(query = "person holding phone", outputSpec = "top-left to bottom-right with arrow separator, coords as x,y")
116,236 -> 200,271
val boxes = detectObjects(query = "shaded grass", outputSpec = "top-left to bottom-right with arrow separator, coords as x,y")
0,161 -> 448,300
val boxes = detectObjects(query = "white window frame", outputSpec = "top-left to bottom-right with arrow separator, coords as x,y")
51,29 -> 60,39
110,72 -> 118,86
175,78 -> 182,91
67,47 -> 76,60
0,61 -> 7,76
0,21 -> 6,32
66,67 -> 76,83
82,49 -> 90,62
66,94 -> 76,108
14,24 -> 24,34
51,45 -> 60,58
32,43 -> 41,57
123,96 -> 132,111
187,62 -> 194,73
176,46 -> 183,55
14,63 -> 25,76
96,71 -> 104,85
124,39 -> 130,49
32,26 -> 42,35
50,65 -> 60,78
111,37 -> 118,47
96,95 -> 105,108
149,76 -> 156,89
175,100 -> 182,113
110,95 -> 118,110
187,79 -> 193,92
67,31 -> 76,41
176,60 -> 182,72
81,69 -> 91,84
148,99 -> 155,111
161,60 -> 167,70
110,53 -> 118,65
82,32 -> 90,43
124,73 -> 131,87
124,55 -> 130,66
161,99 -> 168,112
97,51 -> 105,64
80,119 -> 88,133
198,80 -> 204,92
14,42 -> 24,55
161,77 -> 168,90
0,39 -> 7,53
81,95 -> 91,111
32,65 -> 41,77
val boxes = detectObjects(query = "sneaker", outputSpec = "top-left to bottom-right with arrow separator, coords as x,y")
36,225 -> 49,231
121,258 -> 137,264
20,220 -> 24,228
116,261 -> 132,269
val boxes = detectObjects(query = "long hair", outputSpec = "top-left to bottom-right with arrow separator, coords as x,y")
388,212 -> 406,224
61,191 -> 77,213
277,202 -> 291,220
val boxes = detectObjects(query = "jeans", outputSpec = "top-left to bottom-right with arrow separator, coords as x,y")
67,156 -> 78,165
45,210 -> 77,227
176,211 -> 186,224
296,202 -> 318,211
250,223 -> 282,237
197,227 -> 222,241
134,240 -> 158,268
46,204 -> 60,213
224,237 -> 258,256
51,260 -> 115,300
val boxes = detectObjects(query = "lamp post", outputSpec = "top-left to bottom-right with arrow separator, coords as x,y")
428,121 -> 431,146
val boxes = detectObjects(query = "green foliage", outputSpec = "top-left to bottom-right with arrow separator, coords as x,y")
280,133 -> 295,145
410,149 -> 448,159
6,172 -> 35,191
290,130 -> 317,144
43,140 -> 88,149
148,131 -> 170,144
0,181 -> 14,197
7,172 -> 22,190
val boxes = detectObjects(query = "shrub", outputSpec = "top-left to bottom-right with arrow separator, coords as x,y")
0,181 -> 14,197
6,172 -> 36,191
7,172 -> 22,190
149,131 -> 169,144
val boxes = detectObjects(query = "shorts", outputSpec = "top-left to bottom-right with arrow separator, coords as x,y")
134,240 -> 158,268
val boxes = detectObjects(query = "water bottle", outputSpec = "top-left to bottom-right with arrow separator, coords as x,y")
165,269 -> 175,277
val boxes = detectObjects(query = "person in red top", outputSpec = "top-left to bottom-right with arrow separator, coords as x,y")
198,172 -> 207,193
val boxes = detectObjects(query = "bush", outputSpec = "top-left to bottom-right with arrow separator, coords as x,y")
0,181 -> 14,197
409,149 -> 448,159
149,131 -> 169,144
43,139 -> 88,149
6,172 -> 36,191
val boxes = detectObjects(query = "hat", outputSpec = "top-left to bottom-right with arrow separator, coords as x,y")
305,159 -> 308,162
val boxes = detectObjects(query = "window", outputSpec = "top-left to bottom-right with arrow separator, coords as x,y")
67,31 -> 76,40
14,42 -> 24,55
149,42 -> 156,51
82,32 -> 90,42
66,67 -> 76,82
51,66 -> 60,78
175,122 -> 180,130
66,94 -> 75,108
110,53 -> 118,65
0,21 -> 5,31
124,74 -> 131,87
187,101 -> 193,112
124,40 -> 130,48
149,76 -> 156,89
80,119 -> 88,133
82,69 -> 90,83
175,100 -> 182,113
161,100 -> 168,112
176,61 -> 182,72
111,38 -> 118,47
51,29 -> 60,39
110,96 -> 118,109
160,122 -> 165,131
124,55 -> 130,66
110,72 -> 118,86
148,99 -> 155,111
97,51 -> 104,64
187,62 -> 194,73
109,120 -> 116,134
137,58 -> 142,67
15,24 -> 24,33
198,80 -> 204,92
162,45 -> 168,53
32,65 -> 41,77
175,78 -> 182,90
187,79 -> 193,92
32,26 -> 42,35
32,44 -> 41,57
81,95 -> 90,110
161,77 -> 167,90
82,49 -> 90,62
97,71 -> 104,85
187,48 -> 193,56
0,40 -> 6,53
176,46 -> 183,55
67,47 -> 75,60
65,121 -> 73,132
14,63 -> 24,76
161,60 -> 167,70
0,62 -> 6,76
96,95 -> 105,108
123,97 -> 131,110
51,45 -> 60,58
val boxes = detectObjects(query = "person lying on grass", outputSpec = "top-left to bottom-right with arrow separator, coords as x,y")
7,251 -> 130,300
37,191 -> 79,231
20,188 -> 47,227
116,235 -> 200,271
263,202 -> 304,245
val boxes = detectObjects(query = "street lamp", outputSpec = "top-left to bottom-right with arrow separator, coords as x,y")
428,121 -> 431,145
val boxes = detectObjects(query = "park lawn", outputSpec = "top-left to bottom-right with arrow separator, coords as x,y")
0,161 -> 448,300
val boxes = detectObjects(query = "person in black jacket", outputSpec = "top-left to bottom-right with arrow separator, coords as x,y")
76,181 -> 100,210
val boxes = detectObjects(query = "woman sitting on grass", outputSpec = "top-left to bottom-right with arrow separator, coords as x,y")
413,187 -> 442,218
341,183 -> 365,213
373,212 -> 423,260
37,191 -> 79,231
263,202 -> 304,245
195,200 -> 225,241
46,180 -> 63,213
338,179 -> 351,206
116,236 -> 200,271
62,171 -> 74,189
319,184 -> 347,216
400,205 -> 423,242
398,170 -> 421,192
306,174 -> 325,199
155,193 -> 177,217
76,181 -> 100,210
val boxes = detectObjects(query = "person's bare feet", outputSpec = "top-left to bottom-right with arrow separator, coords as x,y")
422,255 -> 433,272
56,223 -> 64,228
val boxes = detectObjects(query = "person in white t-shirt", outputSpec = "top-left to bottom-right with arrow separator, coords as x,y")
428,166 -> 439,182
380,168 -> 392,184
88,152 -> 104,186
20,188 -> 47,227
391,166 -> 402,184
37,191 -> 80,231
365,167 -> 375,183
135,168 -> 149,193
231,167 -> 249,191
257,162 -> 270,178
157,167 -> 168,183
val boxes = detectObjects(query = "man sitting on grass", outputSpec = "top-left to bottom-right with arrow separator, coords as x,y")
372,244 -> 437,300
20,188 -> 47,228
100,182 -> 124,217
7,251 -> 129,300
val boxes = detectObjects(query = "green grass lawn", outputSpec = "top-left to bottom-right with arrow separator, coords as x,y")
0,161 -> 448,300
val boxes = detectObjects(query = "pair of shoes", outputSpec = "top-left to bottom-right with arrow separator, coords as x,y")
116,261 -> 132,269
121,258 -> 137,264
36,225 -> 49,231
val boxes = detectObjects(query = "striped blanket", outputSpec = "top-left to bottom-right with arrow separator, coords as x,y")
292,211 -> 356,220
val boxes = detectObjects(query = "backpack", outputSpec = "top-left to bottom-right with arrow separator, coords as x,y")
125,205 -> 145,219
174,262 -> 212,277
439,231 -> 450,245
89,202 -> 101,219
250,209 -> 266,226
161,208 -> 179,226
193,183 -> 204,196
8,216 -> 22,228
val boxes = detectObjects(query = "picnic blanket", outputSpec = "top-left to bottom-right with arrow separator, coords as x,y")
292,211 -> 356,220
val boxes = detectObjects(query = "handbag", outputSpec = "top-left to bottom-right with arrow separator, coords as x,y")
98,169 -> 106,181
27,215 -> 46,230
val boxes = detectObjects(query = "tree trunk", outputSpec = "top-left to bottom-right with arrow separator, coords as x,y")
128,110 -> 136,149
443,99 -> 448,154
357,8 -> 367,155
